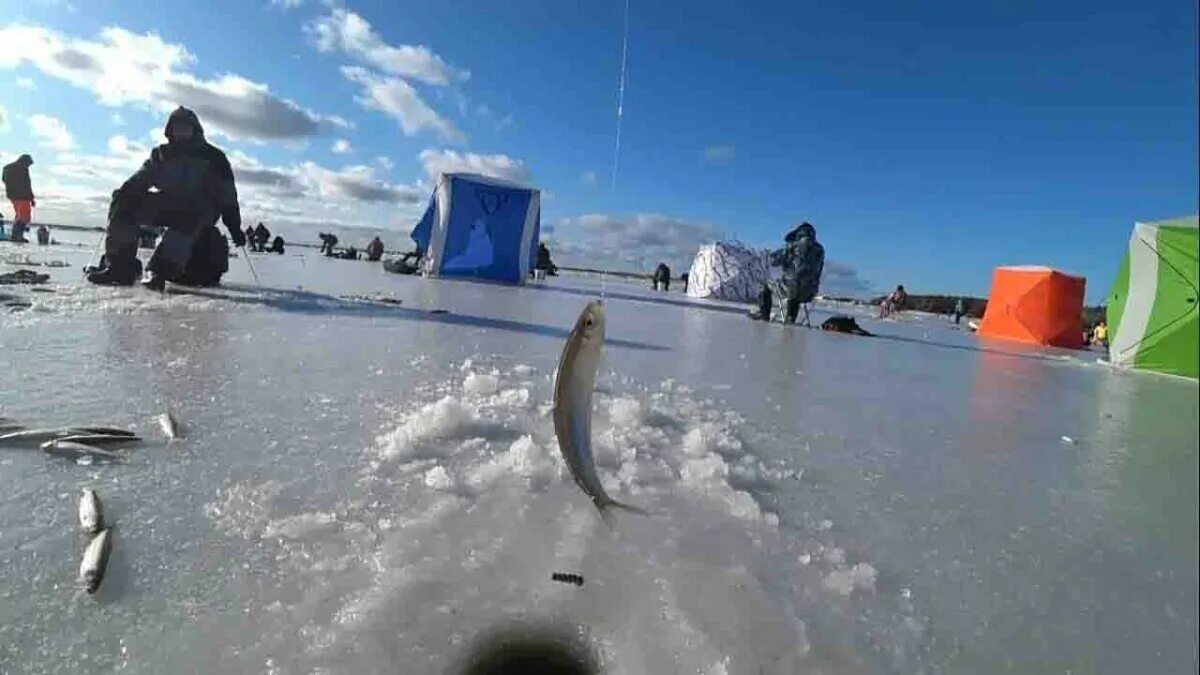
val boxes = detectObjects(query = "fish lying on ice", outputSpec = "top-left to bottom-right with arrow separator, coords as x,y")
79,488 -> 104,534
56,434 -> 141,446
0,427 -> 134,446
71,427 -> 137,438
552,301 -> 647,524
79,528 -> 113,594
41,440 -> 123,462
157,412 -> 180,441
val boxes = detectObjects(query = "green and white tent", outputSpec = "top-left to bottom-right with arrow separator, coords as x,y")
1106,215 -> 1198,378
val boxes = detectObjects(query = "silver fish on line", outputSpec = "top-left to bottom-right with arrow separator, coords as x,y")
552,301 -> 647,524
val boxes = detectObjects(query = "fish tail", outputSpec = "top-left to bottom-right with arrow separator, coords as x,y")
595,497 -> 649,527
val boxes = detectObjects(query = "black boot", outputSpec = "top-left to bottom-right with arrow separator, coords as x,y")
87,262 -> 138,286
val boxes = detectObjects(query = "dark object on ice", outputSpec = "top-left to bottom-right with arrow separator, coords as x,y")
681,272 -> 688,293
337,246 -> 359,260
534,242 -> 557,276
383,251 -> 422,275
0,269 -> 50,285
85,255 -> 143,286
551,572 -> 584,587
269,235 -> 285,254
365,236 -> 385,262
749,283 -> 773,321
652,263 -> 671,292
252,222 -> 271,252
318,232 -> 339,255
457,621 -> 599,675
36,225 -> 50,245
821,315 -> 873,337
89,107 -> 242,288
428,309 -> 450,315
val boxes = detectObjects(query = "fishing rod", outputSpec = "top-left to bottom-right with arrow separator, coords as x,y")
82,231 -> 105,275
240,247 -> 261,286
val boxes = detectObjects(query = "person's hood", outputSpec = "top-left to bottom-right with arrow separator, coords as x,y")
17,154 -> 33,167
784,222 -> 816,243
164,107 -> 205,141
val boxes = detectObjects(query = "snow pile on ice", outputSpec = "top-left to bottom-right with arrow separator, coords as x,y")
375,396 -> 478,460
198,357 -> 921,673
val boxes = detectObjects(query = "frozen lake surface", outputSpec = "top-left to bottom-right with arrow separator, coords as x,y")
2,237 -> 1197,674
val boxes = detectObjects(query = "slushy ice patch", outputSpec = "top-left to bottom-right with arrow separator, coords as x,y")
201,358 -> 927,673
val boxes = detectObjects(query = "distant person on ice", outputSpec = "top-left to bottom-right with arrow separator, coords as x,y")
953,297 -> 966,325
318,232 -> 339,256
252,222 -> 271,252
653,263 -> 671,291
365,236 -> 385,261
769,221 -> 825,325
2,153 -> 35,243
269,235 -> 285,254
87,107 -> 245,287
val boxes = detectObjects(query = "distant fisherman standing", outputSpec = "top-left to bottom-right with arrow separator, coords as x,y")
87,107 -> 245,287
2,153 -> 35,243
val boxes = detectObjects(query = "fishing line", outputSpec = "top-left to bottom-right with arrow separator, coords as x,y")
83,230 -> 104,275
610,0 -> 631,191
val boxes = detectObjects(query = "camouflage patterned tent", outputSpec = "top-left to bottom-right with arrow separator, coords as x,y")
686,241 -> 771,302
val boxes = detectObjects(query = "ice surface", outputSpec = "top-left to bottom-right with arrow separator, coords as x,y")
1,236 -> 1197,673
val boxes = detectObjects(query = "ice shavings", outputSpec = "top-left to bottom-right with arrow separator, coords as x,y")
823,562 -> 878,597
376,396 -> 478,461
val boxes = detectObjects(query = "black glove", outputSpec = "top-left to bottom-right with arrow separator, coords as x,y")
229,226 -> 246,248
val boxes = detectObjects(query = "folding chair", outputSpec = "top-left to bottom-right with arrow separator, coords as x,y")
767,278 -> 811,326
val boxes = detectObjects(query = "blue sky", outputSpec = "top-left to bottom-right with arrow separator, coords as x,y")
1,0 -> 1195,299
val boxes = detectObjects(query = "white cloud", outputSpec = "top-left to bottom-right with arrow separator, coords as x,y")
418,148 -> 530,183
0,24 -> 345,143
16,76 -> 35,89
27,113 -> 75,150
332,138 -> 352,154
305,9 -> 468,86
110,112 -> 125,126
547,213 -> 723,272
703,144 -> 736,165
579,170 -> 598,186
342,66 -> 463,143
269,0 -> 305,8
375,155 -> 394,171
0,105 -> 9,133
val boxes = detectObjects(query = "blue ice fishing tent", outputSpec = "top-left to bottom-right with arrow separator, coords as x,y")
410,173 -> 541,285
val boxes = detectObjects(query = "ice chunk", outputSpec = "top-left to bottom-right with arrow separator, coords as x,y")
609,396 -> 645,428
423,466 -> 454,491
466,435 -> 560,491
824,546 -> 846,566
265,512 -> 338,539
463,372 -> 500,396
377,396 -> 477,460
823,562 -> 878,596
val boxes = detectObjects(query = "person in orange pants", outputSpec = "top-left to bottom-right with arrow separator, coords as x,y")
2,154 -> 35,243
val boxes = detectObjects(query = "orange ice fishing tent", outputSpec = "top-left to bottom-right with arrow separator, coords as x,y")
977,266 -> 1086,348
